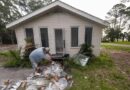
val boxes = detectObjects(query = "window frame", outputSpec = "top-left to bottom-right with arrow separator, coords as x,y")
25,28 -> 34,44
40,27 -> 49,47
71,26 -> 79,47
85,26 -> 93,46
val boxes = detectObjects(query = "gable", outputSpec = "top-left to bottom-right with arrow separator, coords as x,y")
16,11 -> 97,29
6,0 -> 108,29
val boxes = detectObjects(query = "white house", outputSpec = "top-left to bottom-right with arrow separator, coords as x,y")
6,0 -> 108,56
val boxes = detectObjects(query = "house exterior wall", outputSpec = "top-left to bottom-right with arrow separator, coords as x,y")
15,12 -> 102,56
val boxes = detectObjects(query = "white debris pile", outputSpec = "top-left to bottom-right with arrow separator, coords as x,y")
0,62 -> 73,90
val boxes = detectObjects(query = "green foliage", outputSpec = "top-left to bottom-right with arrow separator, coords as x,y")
0,0 -> 22,23
0,0 -> 53,23
0,0 -> 53,44
105,3 -> 129,42
79,43 -> 93,56
106,1 -> 130,42
101,44 -> 130,52
17,0 -> 52,13
105,28 -> 115,42
23,37 -> 36,58
128,33 -> 130,41
102,41 -> 130,45
65,53 -> 113,72
0,50 -> 20,60
66,52 -> 130,90
3,58 -> 31,68
107,3 -> 126,28
0,50 -> 31,68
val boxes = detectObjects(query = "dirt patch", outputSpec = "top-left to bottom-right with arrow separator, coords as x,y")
108,50 -> 130,80
0,68 -> 33,85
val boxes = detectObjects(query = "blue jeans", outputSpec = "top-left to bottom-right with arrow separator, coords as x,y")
29,55 -> 43,69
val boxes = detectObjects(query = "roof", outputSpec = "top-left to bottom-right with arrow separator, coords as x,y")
6,0 -> 108,29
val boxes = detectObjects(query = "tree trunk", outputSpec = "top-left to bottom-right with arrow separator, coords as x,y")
10,30 -> 15,44
0,36 -> 3,45
0,33 -> 3,45
122,36 -> 124,42
117,38 -> 118,42
128,36 -> 130,42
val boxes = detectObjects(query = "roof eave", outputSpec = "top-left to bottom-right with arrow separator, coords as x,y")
6,0 -> 108,29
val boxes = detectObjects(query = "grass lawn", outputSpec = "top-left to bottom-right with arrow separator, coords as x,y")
102,41 -> 130,45
0,50 -> 130,90
101,44 -> 130,53
67,52 -> 130,90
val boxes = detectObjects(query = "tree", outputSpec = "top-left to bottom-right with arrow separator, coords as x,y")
128,33 -> 130,41
0,0 -> 22,23
120,32 -> 126,41
0,0 -> 53,44
115,27 -> 122,42
125,32 -> 130,41
121,0 -> 130,3
0,0 -> 22,44
105,28 -> 115,42
17,0 -> 52,14
107,3 -> 126,28
105,3 -> 126,42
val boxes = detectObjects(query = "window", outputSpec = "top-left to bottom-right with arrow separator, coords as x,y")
71,27 -> 78,47
25,28 -> 34,44
85,27 -> 93,46
40,28 -> 49,47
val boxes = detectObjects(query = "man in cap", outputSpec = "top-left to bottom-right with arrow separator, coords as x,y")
29,47 -> 52,69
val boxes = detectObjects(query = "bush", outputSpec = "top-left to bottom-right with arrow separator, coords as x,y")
23,37 -> 35,58
63,52 -> 114,72
79,43 -> 93,57
0,50 -> 31,68
101,36 -> 110,42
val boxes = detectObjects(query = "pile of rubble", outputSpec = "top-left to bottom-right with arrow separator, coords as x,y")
0,62 -> 73,90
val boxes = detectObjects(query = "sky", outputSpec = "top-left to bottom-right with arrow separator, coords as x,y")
60,0 -> 120,20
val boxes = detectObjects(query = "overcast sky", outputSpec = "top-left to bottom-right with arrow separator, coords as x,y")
60,0 -> 120,20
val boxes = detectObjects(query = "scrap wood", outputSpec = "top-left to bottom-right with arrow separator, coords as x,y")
0,62 -> 73,90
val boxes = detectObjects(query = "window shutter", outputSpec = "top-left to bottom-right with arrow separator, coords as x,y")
25,28 -> 34,44
71,27 -> 78,47
85,27 -> 93,46
40,28 -> 49,47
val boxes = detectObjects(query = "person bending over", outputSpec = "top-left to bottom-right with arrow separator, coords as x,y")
29,47 -> 52,70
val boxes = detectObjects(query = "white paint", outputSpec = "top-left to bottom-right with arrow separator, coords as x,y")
6,0 -> 108,29
15,11 -> 103,56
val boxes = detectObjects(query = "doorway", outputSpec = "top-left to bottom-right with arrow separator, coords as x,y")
55,29 -> 65,54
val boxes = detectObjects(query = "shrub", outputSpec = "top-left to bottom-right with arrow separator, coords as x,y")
79,43 -> 93,57
72,53 -> 113,71
0,50 -> 31,68
23,37 -> 35,58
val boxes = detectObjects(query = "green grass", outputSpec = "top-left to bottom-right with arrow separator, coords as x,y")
102,41 -> 130,45
0,50 -> 31,68
3,58 -> 31,68
101,44 -> 130,53
0,50 -> 130,90
66,53 -> 130,90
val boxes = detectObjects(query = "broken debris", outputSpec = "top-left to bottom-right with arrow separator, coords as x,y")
1,62 -> 73,90
73,54 -> 89,66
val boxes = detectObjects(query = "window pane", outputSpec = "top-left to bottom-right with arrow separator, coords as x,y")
71,27 -> 78,47
25,28 -> 34,44
40,28 -> 49,47
85,27 -> 92,46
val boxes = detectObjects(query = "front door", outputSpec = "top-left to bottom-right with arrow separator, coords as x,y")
55,29 -> 64,54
